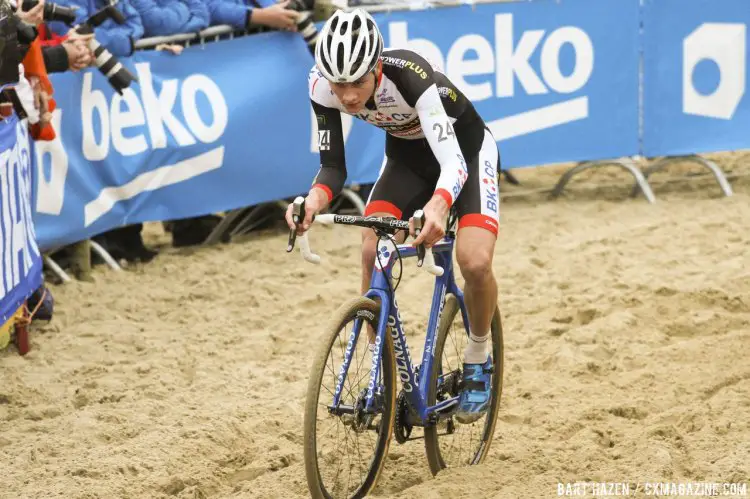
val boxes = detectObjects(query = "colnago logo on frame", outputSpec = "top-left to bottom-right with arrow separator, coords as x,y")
388,13 -> 595,141
34,63 -> 229,227
683,23 -> 747,120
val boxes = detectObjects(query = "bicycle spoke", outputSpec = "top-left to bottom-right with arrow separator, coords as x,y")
311,307 -> 391,499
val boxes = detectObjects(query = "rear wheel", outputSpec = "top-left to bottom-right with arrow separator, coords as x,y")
303,297 -> 397,498
423,293 -> 504,475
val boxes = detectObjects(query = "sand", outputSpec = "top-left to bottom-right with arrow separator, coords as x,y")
1,153 -> 749,499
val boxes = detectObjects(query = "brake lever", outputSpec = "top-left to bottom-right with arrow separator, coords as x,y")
287,196 -> 305,253
412,209 -> 426,267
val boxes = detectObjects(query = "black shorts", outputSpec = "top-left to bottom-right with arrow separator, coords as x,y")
364,128 -> 501,236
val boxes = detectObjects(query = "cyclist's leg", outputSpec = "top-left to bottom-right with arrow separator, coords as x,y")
361,155 -> 433,341
453,128 -> 501,422
361,156 -> 434,293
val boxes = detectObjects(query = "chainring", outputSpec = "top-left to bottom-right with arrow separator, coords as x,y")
394,390 -> 414,444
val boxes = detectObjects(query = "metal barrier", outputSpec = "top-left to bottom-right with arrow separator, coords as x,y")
134,24 -> 242,50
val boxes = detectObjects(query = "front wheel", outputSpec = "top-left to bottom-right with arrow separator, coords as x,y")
423,293 -> 504,476
303,297 -> 397,498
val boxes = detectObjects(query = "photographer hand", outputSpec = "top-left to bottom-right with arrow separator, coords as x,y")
30,77 -> 52,127
65,30 -> 94,44
251,1 -> 298,31
63,39 -> 92,71
16,0 -> 45,25
155,43 -> 184,55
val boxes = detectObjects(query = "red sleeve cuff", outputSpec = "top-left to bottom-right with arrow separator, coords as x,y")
313,183 -> 334,203
434,188 -> 453,208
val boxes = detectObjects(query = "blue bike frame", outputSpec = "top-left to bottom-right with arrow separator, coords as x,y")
330,234 -> 471,425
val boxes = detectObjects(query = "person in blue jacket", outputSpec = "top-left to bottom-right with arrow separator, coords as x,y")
48,0 -> 144,57
206,0 -> 300,32
130,0 -> 209,37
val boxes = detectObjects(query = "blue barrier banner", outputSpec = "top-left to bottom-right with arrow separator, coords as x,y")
35,0 -> 639,249
373,0 -> 640,169
35,33 -> 332,249
642,0 -> 750,157
1,115 -> 43,325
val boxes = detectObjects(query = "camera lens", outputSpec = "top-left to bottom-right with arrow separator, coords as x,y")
296,11 -> 318,55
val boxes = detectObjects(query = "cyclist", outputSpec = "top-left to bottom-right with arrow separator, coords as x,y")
286,8 -> 501,424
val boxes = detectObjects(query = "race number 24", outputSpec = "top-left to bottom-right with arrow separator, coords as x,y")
318,130 -> 331,151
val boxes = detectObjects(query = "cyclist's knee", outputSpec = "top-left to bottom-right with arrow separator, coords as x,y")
456,234 -> 495,283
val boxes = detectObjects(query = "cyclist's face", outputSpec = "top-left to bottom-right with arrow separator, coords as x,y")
330,72 -> 376,113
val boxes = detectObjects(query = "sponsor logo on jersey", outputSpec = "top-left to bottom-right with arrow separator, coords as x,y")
357,111 -> 414,123
438,86 -> 458,102
482,160 -> 498,214
382,56 -> 428,79
377,86 -> 396,105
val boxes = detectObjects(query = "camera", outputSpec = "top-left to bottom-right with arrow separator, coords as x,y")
295,10 -> 318,55
73,0 -> 137,95
1,11 -> 22,87
21,0 -> 77,25
286,0 -> 318,56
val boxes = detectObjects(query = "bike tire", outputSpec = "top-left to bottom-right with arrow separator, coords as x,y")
423,293 -> 504,476
303,297 -> 397,499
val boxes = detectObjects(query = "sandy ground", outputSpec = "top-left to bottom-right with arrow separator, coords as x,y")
1,153 -> 749,499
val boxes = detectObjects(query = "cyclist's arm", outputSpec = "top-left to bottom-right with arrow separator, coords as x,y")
309,99 -> 347,206
384,51 -> 468,209
415,87 -> 467,208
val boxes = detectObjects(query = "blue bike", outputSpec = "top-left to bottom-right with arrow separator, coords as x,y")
287,198 -> 504,499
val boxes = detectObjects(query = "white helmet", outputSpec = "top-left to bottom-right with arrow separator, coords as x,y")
314,9 -> 384,83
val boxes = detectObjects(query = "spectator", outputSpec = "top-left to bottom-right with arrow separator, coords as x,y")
47,0 -> 144,57
130,0 -> 209,37
206,0 -> 299,32
14,1 -> 93,74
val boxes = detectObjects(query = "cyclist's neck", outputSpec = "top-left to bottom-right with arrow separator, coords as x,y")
365,61 -> 384,110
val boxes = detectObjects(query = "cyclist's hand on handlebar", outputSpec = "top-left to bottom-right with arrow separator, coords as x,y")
410,195 -> 449,248
285,190 -> 326,235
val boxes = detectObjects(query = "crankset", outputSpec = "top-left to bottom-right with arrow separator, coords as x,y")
394,391 -> 415,444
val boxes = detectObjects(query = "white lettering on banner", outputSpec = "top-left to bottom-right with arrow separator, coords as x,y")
540,27 -> 594,94
181,75 -> 228,143
82,74 -> 110,160
84,146 -> 225,227
37,63 -> 229,224
0,123 -> 41,297
683,23 -> 746,120
135,67 -> 195,149
82,63 -> 229,159
34,109 -> 68,216
488,97 -> 588,141
111,89 -> 147,155
387,13 -> 594,139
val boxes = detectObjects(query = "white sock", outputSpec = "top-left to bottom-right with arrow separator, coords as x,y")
463,331 -> 489,364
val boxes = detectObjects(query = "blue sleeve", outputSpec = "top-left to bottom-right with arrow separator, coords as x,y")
206,0 -> 250,29
130,0 -> 191,37
181,0 -> 211,33
94,1 -> 144,56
